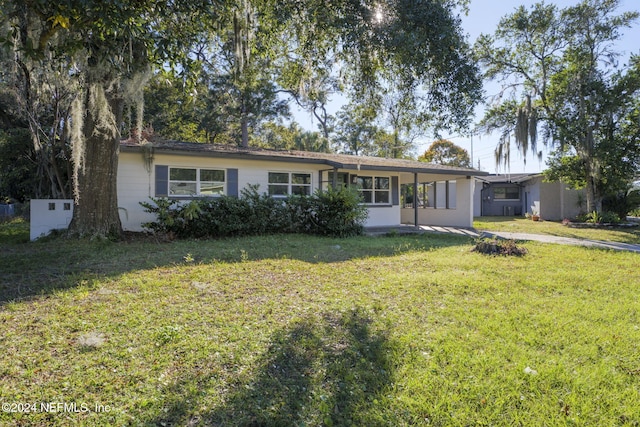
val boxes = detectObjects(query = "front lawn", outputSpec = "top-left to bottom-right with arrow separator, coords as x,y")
1,231 -> 639,426
0,217 -> 29,245
475,216 -> 640,244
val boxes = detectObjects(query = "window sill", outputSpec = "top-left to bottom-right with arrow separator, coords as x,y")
168,195 -> 224,200
401,206 -> 457,210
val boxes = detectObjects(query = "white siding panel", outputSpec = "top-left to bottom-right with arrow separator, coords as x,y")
365,206 -> 401,227
117,152 -> 155,231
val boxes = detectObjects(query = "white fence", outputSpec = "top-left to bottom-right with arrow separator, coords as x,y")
30,200 -> 74,241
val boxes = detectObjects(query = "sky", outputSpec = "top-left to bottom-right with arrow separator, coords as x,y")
292,0 -> 640,174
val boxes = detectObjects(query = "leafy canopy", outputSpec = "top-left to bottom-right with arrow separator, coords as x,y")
418,139 -> 471,168
474,0 -> 640,212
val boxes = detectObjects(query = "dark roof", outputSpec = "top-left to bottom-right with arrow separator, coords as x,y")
477,173 -> 542,184
121,139 -> 488,176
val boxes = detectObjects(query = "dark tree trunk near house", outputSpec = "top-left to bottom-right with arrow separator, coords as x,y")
584,160 -> 602,213
67,82 -> 123,238
240,94 -> 249,147
240,115 -> 249,147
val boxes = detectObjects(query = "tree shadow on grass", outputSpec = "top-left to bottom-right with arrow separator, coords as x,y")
152,308 -> 398,427
0,232 -> 470,305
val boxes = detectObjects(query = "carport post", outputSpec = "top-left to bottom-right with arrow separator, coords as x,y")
414,172 -> 419,227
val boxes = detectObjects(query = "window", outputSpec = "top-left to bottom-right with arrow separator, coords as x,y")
401,180 -> 456,209
494,186 -> 520,200
169,168 -> 225,196
268,172 -> 312,196
324,172 -> 350,189
448,181 -> 457,209
199,169 -> 225,195
357,176 -> 390,204
436,181 -> 448,208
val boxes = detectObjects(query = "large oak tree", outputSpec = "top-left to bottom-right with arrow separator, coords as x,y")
475,0 -> 640,212
2,0 -> 481,237
1,0 -> 220,237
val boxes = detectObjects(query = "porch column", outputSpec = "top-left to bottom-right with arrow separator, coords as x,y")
414,172 -> 419,227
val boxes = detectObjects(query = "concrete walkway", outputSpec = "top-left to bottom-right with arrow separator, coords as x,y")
365,225 -> 640,253
479,231 -> 640,253
365,224 -> 480,237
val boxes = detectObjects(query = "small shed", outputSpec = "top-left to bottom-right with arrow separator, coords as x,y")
474,174 -> 585,220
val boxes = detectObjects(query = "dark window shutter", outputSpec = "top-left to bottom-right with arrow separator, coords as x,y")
155,165 -> 168,197
227,168 -> 239,197
391,176 -> 399,206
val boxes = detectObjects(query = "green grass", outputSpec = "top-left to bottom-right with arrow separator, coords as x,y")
474,216 -> 640,244
1,226 -> 640,426
0,217 -> 29,244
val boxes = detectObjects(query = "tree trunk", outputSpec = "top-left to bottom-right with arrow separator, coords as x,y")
584,161 -> 602,213
67,83 -> 123,238
240,96 -> 249,147
240,115 -> 249,148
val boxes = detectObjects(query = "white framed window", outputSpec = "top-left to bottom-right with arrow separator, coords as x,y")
268,172 -> 312,196
169,167 -> 225,196
356,176 -> 390,204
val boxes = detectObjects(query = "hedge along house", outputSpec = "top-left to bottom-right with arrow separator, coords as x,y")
118,140 -> 488,232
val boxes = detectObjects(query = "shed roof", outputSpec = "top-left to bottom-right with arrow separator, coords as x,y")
121,139 -> 488,177
476,173 -> 542,184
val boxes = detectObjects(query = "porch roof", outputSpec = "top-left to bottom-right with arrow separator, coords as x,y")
121,139 -> 488,177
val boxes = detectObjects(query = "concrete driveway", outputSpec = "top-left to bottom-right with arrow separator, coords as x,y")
479,231 -> 640,253
366,225 -> 640,253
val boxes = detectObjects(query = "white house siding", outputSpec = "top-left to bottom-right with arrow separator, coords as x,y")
540,181 -> 584,220
118,152 -> 327,231
559,185 -> 585,219
400,177 -> 474,228
473,183 -> 482,217
117,151 -> 156,231
523,177 -> 577,220
366,206 -> 401,227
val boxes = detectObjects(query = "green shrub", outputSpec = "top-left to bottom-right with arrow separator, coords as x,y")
139,198 -> 183,234
584,210 -> 602,224
286,194 -> 316,234
141,185 -> 368,239
240,185 -> 294,234
305,186 -> 368,237
601,211 -> 621,224
603,189 -> 640,219
583,210 -> 621,224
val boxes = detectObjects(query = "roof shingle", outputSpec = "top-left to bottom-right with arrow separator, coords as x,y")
120,139 -> 487,176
